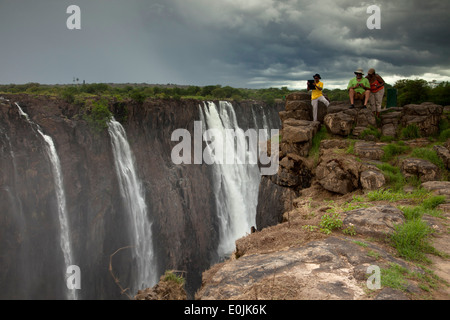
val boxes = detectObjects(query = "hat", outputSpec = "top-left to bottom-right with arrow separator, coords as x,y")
354,68 -> 364,74
313,74 -> 321,79
368,68 -> 375,75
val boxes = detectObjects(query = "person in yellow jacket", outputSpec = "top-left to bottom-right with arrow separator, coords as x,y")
306,74 -> 329,122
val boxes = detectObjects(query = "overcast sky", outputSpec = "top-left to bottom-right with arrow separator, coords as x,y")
0,0 -> 449,89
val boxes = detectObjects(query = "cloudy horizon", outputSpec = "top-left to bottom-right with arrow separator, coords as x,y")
0,0 -> 449,90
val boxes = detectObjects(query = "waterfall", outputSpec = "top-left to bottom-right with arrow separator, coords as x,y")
14,103 -> 77,300
107,119 -> 157,292
199,101 -> 263,258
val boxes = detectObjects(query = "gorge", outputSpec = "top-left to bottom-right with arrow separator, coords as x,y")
0,94 -> 281,299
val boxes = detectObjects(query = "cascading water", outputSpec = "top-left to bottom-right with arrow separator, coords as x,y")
14,103 -> 77,300
199,101 -> 265,258
107,118 -> 157,292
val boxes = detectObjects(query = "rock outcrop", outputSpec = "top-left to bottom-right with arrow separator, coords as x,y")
401,158 -> 440,182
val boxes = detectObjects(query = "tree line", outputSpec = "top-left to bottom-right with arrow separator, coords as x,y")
0,79 -> 449,107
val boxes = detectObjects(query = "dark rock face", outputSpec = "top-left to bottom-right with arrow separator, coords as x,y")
0,95 -> 282,299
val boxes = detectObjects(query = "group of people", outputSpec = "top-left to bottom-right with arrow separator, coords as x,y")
306,68 -> 385,121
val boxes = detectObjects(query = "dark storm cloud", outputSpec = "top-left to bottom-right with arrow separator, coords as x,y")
0,0 -> 449,88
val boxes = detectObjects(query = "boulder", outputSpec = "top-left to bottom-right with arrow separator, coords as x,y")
360,169 -> 386,191
401,103 -> 443,137
282,119 -> 318,143
354,141 -> 387,161
319,139 -> 351,155
343,205 -> 405,239
316,155 -> 362,195
381,123 -> 397,137
354,108 -> 377,128
324,112 -> 355,136
421,181 -> 450,197
401,158 -> 440,182
286,92 -> 310,101
280,120 -> 320,157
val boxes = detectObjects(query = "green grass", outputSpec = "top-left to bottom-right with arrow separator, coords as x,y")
163,270 -> 185,285
380,263 -> 410,291
422,195 -> 446,210
366,188 -> 430,202
439,129 -> 450,142
390,219 -> 435,262
353,240 -> 369,248
359,126 -> 381,140
377,163 -> 406,191
380,263 -> 445,293
380,135 -> 396,143
309,126 -> 329,160
381,143 -> 411,162
400,195 -> 446,220
400,124 -> 421,140
346,140 -> 356,155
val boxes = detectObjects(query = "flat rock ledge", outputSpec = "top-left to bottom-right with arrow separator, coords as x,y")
196,236 -> 414,300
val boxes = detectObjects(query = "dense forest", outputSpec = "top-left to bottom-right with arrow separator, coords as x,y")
1,79 -> 449,107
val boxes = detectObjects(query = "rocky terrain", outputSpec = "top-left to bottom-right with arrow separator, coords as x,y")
195,93 -> 450,300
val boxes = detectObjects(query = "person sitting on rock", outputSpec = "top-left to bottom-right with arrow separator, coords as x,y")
306,73 -> 330,121
366,68 -> 385,118
347,68 -> 370,109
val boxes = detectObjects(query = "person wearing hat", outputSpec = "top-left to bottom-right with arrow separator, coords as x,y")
306,73 -> 329,121
366,68 -> 385,117
347,68 -> 370,109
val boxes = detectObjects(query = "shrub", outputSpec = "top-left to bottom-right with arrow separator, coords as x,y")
60,87 -> 79,103
84,98 -> 112,132
130,90 -> 146,104
319,213 -> 343,234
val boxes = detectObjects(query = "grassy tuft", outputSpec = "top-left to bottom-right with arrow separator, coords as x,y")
381,143 -> 410,162
390,219 -> 435,262
400,124 -> 421,140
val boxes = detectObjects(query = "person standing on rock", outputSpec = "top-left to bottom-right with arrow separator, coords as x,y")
366,68 -> 385,118
307,73 -> 330,122
348,68 -> 370,109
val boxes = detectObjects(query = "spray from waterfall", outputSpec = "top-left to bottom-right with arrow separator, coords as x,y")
14,103 -> 77,300
108,118 -> 157,292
